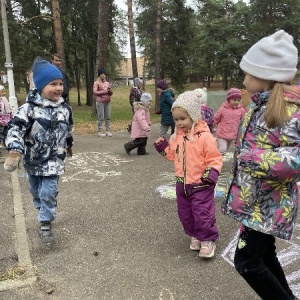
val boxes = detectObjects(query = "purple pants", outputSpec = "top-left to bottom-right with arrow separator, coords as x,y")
176,182 -> 218,242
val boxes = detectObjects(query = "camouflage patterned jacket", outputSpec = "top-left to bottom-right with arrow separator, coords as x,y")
5,89 -> 73,176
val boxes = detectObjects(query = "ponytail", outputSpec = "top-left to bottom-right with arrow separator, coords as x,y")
265,83 -> 289,128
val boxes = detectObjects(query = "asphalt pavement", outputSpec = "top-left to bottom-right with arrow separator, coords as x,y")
0,123 -> 299,300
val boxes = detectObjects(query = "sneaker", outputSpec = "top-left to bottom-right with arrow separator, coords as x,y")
98,132 -> 106,137
38,222 -> 54,244
106,132 -> 112,137
199,241 -> 216,258
190,237 -> 201,250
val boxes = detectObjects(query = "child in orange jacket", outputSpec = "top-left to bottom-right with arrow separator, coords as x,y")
154,89 -> 223,258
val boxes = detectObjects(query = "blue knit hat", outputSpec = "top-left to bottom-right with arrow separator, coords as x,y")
32,58 -> 63,92
98,68 -> 106,76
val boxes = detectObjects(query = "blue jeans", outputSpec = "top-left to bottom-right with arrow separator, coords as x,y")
96,102 -> 111,133
234,226 -> 294,300
28,175 -> 59,222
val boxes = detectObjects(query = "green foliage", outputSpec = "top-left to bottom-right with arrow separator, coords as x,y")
1,0 -> 300,101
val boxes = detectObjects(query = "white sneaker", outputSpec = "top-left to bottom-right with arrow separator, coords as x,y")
98,132 -> 106,137
106,132 -> 112,137
190,237 -> 201,250
199,241 -> 216,258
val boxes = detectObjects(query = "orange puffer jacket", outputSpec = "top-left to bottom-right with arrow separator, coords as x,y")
155,121 -> 223,184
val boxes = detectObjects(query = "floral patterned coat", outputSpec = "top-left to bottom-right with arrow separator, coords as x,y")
222,87 -> 300,240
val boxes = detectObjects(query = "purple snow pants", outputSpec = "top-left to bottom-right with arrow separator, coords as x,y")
176,182 -> 218,242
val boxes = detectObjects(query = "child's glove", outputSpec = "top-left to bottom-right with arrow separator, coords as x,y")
4,151 -> 22,172
66,147 -> 73,157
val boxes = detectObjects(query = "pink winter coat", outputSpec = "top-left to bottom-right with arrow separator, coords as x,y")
93,80 -> 112,103
131,102 -> 151,138
0,96 -> 12,126
214,101 -> 245,140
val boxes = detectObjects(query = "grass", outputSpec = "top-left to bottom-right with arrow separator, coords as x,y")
0,266 -> 26,281
67,84 -> 161,134
16,82 -> 222,135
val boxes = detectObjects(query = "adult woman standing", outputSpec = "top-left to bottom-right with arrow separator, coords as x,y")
93,68 -> 113,137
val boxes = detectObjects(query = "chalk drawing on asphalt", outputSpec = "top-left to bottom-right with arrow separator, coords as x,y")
158,288 -> 175,300
156,171 -> 229,200
62,152 -> 132,183
67,152 -> 131,168
222,223 -> 300,298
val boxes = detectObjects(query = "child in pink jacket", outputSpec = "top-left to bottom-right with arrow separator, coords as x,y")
214,88 -> 245,154
154,90 -> 223,258
0,85 -> 12,144
124,93 -> 152,155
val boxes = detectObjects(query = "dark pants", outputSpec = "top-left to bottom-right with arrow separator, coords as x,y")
124,137 -> 148,154
234,226 -> 294,300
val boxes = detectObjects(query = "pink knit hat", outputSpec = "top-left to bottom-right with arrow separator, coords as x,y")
226,88 -> 241,102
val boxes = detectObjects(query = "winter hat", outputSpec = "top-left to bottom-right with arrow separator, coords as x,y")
171,89 -> 203,141
226,88 -> 241,102
32,58 -> 63,92
240,30 -> 298,82
156,80 -> 167,90
140,92 -> 152,104
134,77 -> 142,86
97,68 -> 105,76
172,90 -> 202,122
194,87 -> 208,105
0,85 -> 5,91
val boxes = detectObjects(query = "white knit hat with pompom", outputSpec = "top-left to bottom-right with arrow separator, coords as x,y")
172,89 -> 203,122
171,89 -> 204,141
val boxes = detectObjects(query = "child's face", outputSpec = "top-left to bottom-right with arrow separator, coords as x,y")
243,74 -> 273,94
229,98 -> 241,107
41,79 -> 63,101
0,89 -> 5,97
172,107 -> 193,133
157,87 -> 163,95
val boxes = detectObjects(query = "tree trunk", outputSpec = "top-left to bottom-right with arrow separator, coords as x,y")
127,0 -> 138,80
51,0 -> 66,71
155,0 -> 162,113
96,0 -> 110,70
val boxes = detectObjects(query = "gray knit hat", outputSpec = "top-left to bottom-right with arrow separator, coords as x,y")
140,92 -> 152,104
134,77 -> 142,86
240,30 -> 298,82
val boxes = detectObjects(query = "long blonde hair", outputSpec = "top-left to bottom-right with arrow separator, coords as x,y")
265,83 -> 300,128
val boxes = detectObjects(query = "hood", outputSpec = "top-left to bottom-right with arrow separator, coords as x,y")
283,85 -> 300,104
26,89 -> 64,107
177,120 -> 210,136
133,101 -> 148,111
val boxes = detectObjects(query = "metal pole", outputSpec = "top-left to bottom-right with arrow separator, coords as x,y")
1,0 -> 18,112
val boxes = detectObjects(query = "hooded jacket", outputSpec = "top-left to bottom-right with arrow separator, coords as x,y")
154,121 -> 223,185
159,89 -> 175,126
5,89 -> 73,176
214,101 -> 245,140
222,86 -> 300,240
130,102 -> 150,138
